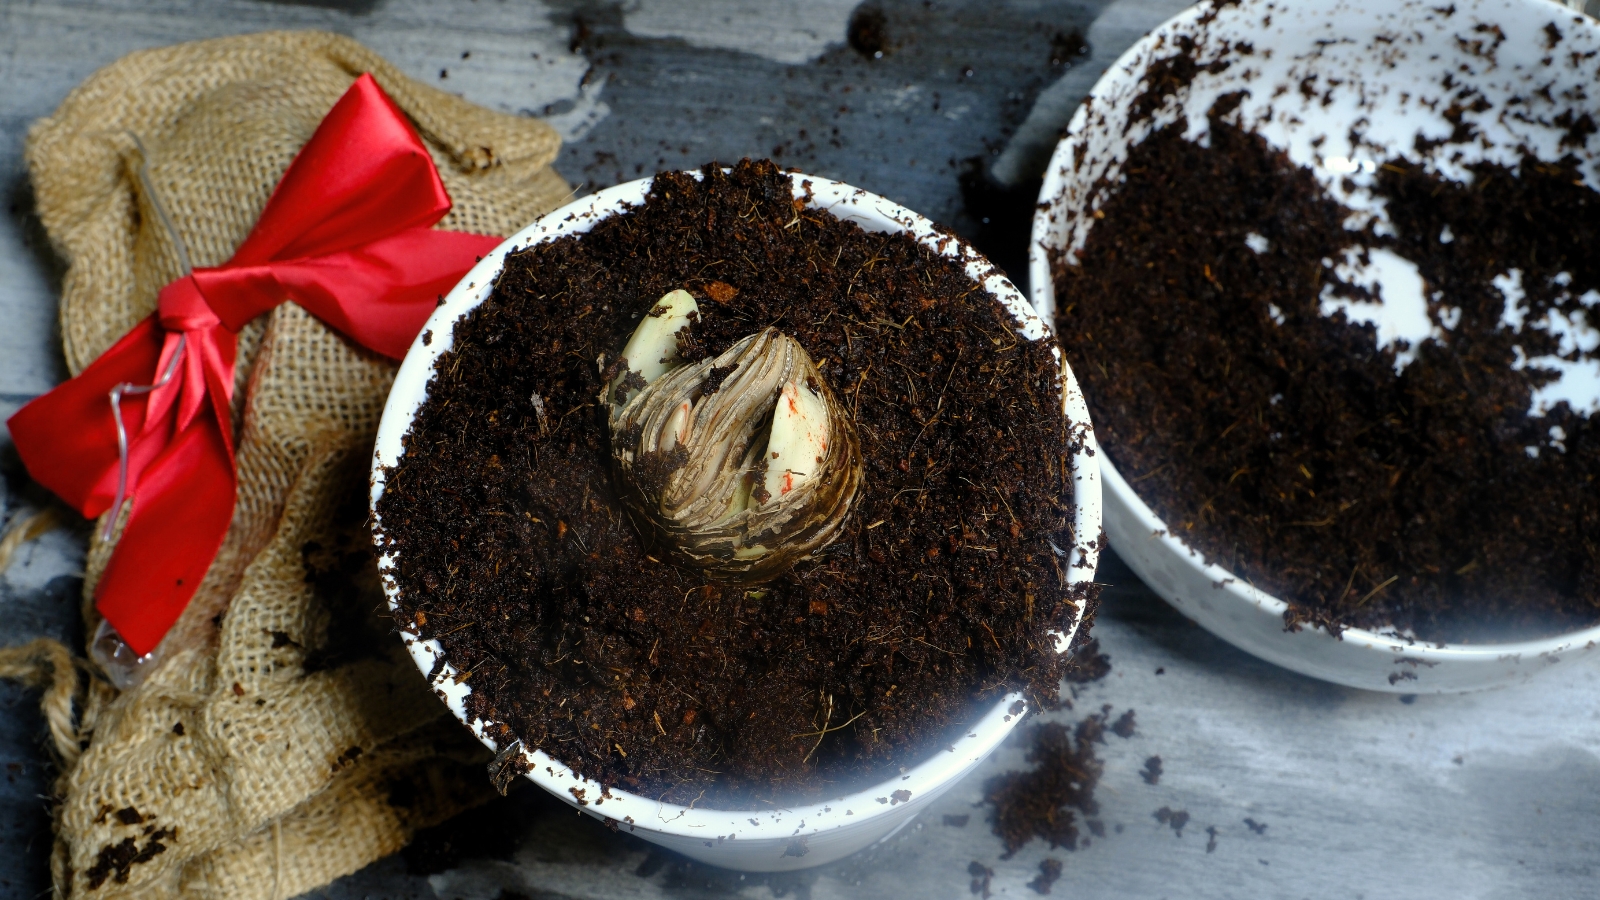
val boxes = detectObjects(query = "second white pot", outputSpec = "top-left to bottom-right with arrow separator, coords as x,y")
1030,0 -> 1600,693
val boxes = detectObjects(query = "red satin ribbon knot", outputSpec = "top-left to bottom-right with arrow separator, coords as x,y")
8,73 -> 501,656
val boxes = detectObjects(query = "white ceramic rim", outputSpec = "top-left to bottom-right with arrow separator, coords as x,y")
1028,0 -> 1600,688
372,171 -> 1103,849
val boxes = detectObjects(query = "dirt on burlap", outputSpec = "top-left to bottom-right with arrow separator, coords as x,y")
1,31 -> 570,899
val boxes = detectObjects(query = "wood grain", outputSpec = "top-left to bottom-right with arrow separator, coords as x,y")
5,1 -> 1598,898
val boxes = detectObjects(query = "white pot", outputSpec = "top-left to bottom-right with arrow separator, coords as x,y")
1030,0 -> 1600,693
373,171 -> 1103,870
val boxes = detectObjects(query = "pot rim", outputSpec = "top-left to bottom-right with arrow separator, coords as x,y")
371,169 -> 1104,839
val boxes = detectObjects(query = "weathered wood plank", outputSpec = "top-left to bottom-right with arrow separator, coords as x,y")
3,2 -> 1598,899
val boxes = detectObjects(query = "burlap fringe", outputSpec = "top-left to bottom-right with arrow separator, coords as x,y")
0,510 -> 108,770
0,508 -> 120,900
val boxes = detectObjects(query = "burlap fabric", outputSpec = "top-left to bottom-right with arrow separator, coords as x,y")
2,30 -> 571,899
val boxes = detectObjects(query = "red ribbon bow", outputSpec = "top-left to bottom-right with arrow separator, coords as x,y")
8,74 -> 501,656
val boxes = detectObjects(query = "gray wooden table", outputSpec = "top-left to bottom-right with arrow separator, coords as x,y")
4,1 -> 1599,898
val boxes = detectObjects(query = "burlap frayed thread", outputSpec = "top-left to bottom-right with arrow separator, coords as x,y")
2,31 -> 572,899
0,513 -> 115,775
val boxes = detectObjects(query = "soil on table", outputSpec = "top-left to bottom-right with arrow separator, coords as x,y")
376,159 -> 1098,807
1053,103 -> 1600,642
983,705 -> 1130,857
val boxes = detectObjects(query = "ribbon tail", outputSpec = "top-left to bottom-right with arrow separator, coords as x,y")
200,335 -> 238,457
6,316 -> 166,517
139,330 -> 189,430
94,414 -> 236,657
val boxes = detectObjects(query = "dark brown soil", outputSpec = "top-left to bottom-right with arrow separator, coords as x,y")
968,860 -> 995,898
1140,755 -> 1162,786
982,713 -> 1106,857
1028,858 -> 1065,894
847,6 -> 889,59
1110,709 -> 1136,738
376,159 -> 1097,807
1061,637 -> 1110,684
1054,107 -> 1600,642
1153,806 -> 1190,836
